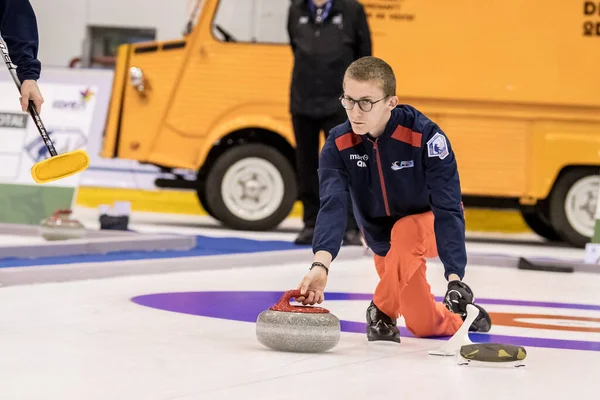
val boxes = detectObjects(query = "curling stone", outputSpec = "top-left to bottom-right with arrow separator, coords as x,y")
40,209 -> 86,241
256,289 -> 340,353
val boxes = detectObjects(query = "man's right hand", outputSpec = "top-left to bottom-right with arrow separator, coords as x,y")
295,266 -> 328,305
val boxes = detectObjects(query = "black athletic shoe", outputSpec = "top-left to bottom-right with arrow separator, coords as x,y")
342,229 -> 363,246
466,304 -> 492,333
366,301 -> 401,343
294,227 -> 314,245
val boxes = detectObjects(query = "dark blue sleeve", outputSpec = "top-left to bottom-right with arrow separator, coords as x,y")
312,134 -> 350,260
0,0 -> 41,81
422,124 -> 467,280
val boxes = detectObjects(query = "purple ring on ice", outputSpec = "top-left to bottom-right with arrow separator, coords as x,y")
131,291 -> 600,352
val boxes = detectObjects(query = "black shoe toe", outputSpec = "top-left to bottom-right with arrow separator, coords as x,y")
343,229 -> 363,246
366,301 -> 401,342
468,304 -> 492,333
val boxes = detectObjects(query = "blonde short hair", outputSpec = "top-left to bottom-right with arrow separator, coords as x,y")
344,56 -> 396,97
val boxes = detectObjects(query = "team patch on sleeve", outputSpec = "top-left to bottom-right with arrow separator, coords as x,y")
426,132 -> 449,160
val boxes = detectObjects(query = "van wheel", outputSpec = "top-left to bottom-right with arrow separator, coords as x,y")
549,168 -> 600,248
204,144 -> 297,231
196,183 -> 219,221
520,202 -> 561,242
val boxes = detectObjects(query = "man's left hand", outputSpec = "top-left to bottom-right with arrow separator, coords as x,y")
20,80 -> 44,113
444,280 -> 474,316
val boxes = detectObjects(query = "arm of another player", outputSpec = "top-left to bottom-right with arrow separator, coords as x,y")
0,0 -> 43,112
353,2 -> 372,58
296,134 -> 351,305
286,5 -> 296,53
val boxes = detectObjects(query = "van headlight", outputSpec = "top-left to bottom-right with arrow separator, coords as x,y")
129,67 -> 146,94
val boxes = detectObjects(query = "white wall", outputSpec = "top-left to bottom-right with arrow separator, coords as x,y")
212,0 -> 290,44
30,0 -> 193,68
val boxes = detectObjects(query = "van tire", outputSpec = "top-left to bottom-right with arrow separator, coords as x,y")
204,144 -> 297,231
196,184 -> 219,222
520,203 -> 561,242
549,168 -> 600,248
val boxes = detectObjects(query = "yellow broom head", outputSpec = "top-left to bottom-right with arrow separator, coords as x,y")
30,149 -> 90,184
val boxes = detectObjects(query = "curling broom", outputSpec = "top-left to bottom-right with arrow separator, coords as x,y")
0,34 -> 89,184
429,304 -> 527,367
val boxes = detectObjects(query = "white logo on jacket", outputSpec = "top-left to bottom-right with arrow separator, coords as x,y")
391,160 -> 414,170
427,132 -> 449,160
350,154 -> 368,161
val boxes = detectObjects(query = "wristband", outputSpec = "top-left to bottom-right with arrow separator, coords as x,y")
310,261 -> 329,275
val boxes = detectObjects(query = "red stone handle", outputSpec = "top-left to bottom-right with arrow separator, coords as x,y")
269,289 -> 330,313
50,209 -> 73,220
54,209 -> 72,215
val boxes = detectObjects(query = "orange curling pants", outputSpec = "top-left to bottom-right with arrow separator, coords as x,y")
372,211 -> 463,337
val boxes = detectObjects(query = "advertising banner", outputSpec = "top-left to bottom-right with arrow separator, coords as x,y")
0,68 -> 109,224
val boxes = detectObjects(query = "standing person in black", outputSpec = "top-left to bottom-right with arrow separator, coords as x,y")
287,0 -> 372,245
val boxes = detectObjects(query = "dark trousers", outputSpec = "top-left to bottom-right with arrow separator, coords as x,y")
292,112 -> 359,231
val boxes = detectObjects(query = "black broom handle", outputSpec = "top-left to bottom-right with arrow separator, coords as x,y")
0,33 -> 58,157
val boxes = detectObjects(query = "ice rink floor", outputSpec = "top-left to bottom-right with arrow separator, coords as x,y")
0,247 -> 599,399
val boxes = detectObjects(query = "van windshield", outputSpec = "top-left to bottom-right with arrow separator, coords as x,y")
211,0 -> 290,44
183,0 -> 205,36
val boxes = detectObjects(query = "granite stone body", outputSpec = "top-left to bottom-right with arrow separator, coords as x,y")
256,290 -> 341,353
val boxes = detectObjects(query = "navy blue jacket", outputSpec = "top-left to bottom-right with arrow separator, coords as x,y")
0,0 -> 41,81
313,105 -> 467,279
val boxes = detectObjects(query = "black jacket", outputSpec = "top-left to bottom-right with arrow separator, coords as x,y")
287,0 -> 371,118
0,0 -> 41,81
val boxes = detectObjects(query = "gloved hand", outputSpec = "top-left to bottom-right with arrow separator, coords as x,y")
444,280 -> 474,316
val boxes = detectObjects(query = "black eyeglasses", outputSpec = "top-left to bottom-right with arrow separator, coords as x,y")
339,95 -> 387,112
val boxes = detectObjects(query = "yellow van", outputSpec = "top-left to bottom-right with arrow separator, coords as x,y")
100,0 -> 600,248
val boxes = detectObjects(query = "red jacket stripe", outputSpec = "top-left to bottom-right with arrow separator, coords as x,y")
335,132 -> 362,151
391,126 -> 422,147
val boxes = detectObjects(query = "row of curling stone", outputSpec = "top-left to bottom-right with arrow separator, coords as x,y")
256,290 -> 341,353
